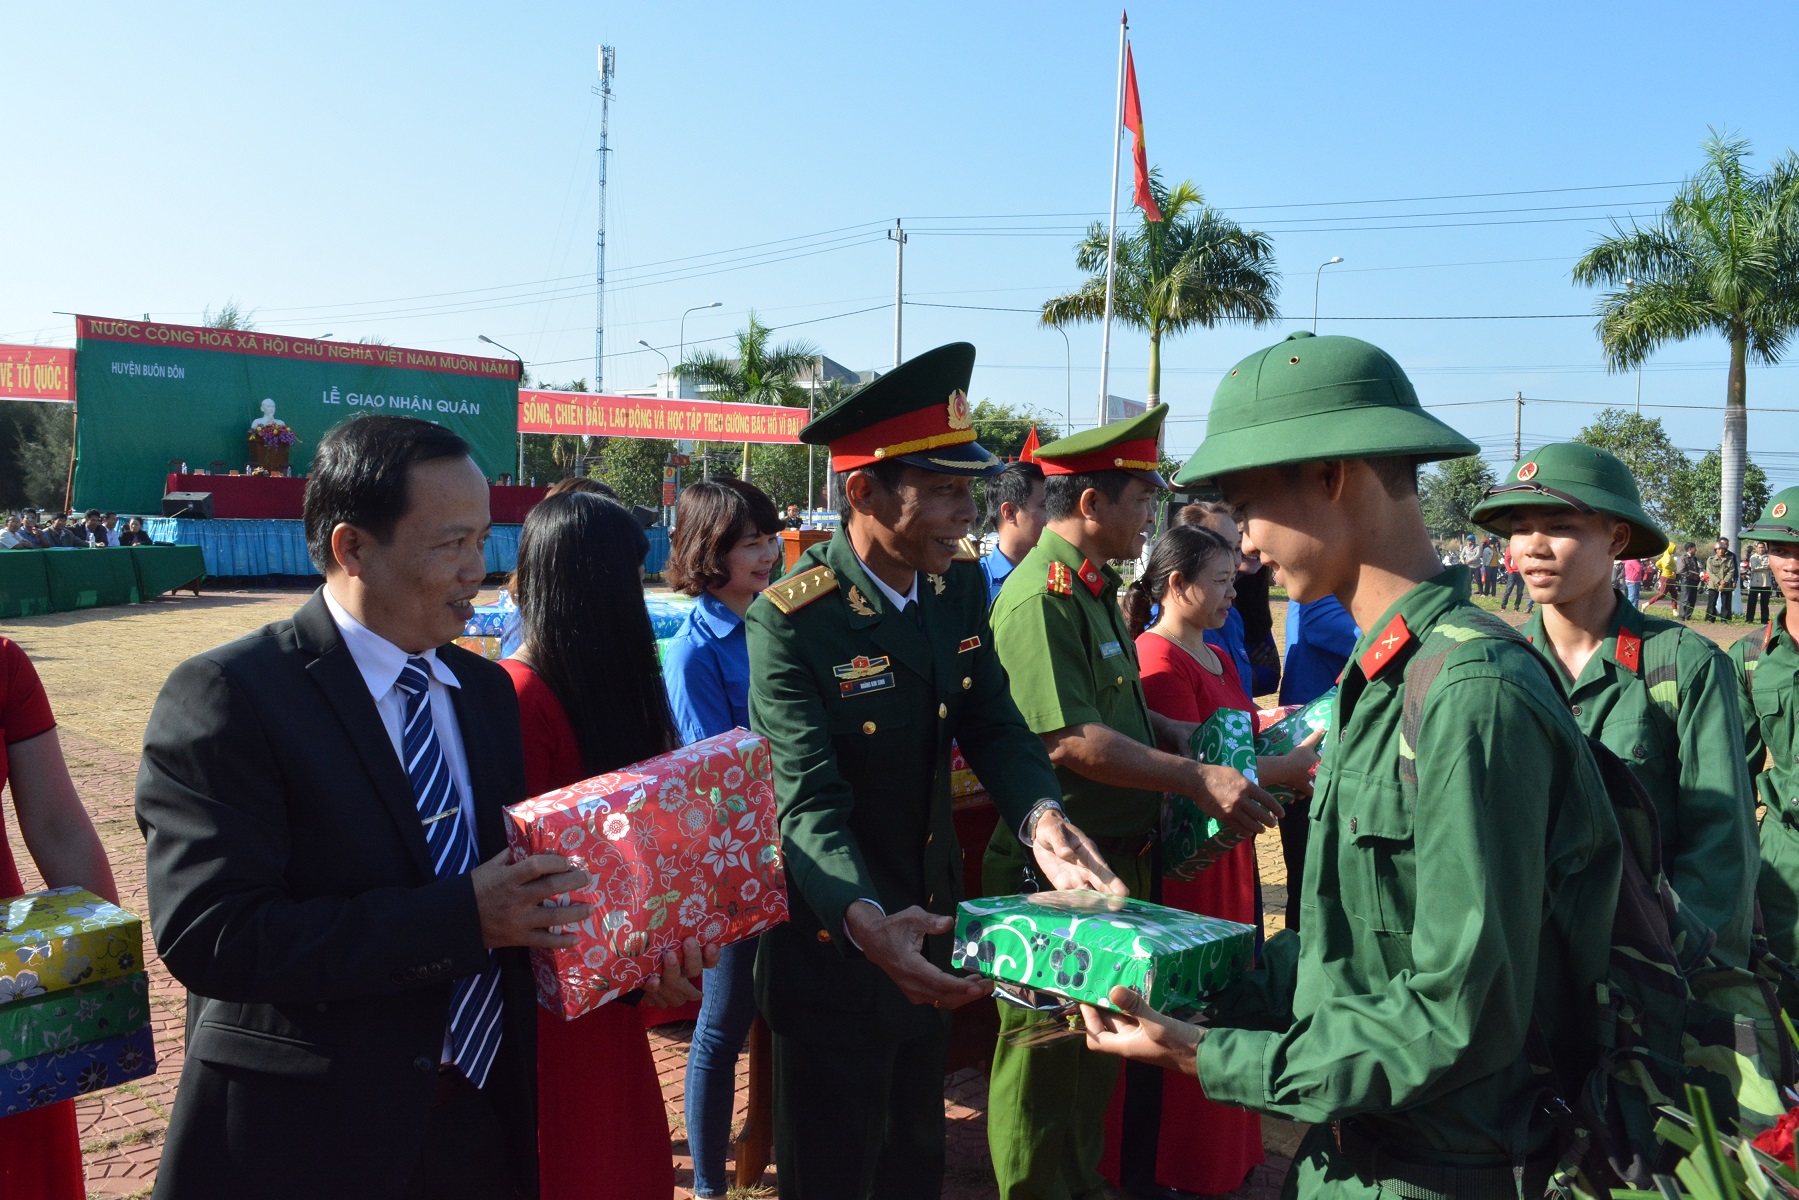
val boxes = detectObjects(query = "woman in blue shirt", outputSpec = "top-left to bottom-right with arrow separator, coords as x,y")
663,478 -> 784,1199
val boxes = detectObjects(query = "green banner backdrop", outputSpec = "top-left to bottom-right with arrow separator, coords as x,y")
72,316 -> 520,515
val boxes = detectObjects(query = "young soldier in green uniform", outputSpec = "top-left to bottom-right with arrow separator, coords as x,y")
1730,487 -> 1799,962
1076,332 -> 1623,1199
745,343 -> 1121,1200
1469,442 -> 1759,964
984,405 -> 1281,1200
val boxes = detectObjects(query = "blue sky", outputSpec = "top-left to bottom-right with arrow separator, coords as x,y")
6,1 -> 1798,489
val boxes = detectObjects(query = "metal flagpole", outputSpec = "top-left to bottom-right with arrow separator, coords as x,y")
1096,13 -> 1128,429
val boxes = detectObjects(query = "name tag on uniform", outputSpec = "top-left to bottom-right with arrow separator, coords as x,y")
1100,640 -> 1123,658
839,673 -> 895,698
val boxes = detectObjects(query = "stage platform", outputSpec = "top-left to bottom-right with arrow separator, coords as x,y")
142,518 -> 670,578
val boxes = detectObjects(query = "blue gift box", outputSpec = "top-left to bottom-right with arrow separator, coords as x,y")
463,604 -> 512,638
1,1023 -> 156,1116
644,594 -> 696,639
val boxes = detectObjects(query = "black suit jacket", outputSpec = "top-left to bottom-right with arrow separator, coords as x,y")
136,590 -> 538,1199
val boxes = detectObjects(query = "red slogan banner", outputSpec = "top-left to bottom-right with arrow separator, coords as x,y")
0,345 -> 75,401
75,316 -> 520,381
518,390 -> 806,443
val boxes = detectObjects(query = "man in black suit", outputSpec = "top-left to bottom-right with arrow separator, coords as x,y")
137,415 -> 590,1200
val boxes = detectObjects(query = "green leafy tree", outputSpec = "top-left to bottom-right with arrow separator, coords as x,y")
1573,408 -> 1691,531
1042,171 -> 1280,405
1419,456 -> 1497,538
1670,447 -> 1772,543
593,436 -> 674,509
969,399 -> 1063,463
678,314 -> 817,484
1572,130 -> 1799,550
0,399 -> 74,510
202,300 -> 257,330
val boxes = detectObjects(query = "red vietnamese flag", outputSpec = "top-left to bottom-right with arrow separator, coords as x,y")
1122,43 -> 1162,222
1019,425 -> 1041,462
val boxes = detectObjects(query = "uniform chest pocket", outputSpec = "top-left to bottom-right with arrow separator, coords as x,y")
1336,771 -> 1416,936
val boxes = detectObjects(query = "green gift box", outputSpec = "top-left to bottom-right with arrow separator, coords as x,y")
952,891 -> 1254,1011
1162,709 -> 1257,882
0,972 -> 151,1065
0,888 -> 144,1003
1252,688 -> 1336,803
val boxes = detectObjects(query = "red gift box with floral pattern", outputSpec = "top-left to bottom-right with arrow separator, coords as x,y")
501,728 -> 788,1019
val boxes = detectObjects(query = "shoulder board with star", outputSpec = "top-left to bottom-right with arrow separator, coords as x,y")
1047,561 -> 1074,596
762,565 -> 838,615
952,537 -> 981,562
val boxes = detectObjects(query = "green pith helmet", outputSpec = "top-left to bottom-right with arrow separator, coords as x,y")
800,341 -> 1001,477
1746,485 -> 1799,544
1468,442 -> 1667,559
1173,331 -> 1477,488
1032,403 -> 1169,488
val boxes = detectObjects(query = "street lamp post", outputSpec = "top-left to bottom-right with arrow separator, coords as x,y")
638,340 -> 671,397
677,301 -> 723,399
1050,324 -> 1071,433
478,334 -> 527,482
1312,257 -> 1344,334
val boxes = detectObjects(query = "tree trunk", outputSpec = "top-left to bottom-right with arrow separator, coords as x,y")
1146,327 -> 1162,408
1720,332 -> 1748,553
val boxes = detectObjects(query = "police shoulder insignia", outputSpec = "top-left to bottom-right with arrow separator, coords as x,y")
1047,561 -> 1074,596
763,565 -> 838,615
952,537 -> 981,562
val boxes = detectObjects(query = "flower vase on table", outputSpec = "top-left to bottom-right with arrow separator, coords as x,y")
248,403 -> 299,476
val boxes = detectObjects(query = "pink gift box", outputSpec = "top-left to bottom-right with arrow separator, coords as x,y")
502,728 -> 788,1019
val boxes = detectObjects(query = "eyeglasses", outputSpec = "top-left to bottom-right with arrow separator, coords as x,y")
1479,481 -> 1597,514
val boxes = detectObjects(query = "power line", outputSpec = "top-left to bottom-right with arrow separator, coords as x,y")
524,302 -> 895,368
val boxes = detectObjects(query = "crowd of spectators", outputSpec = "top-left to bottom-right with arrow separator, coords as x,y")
1,508 -> 153,549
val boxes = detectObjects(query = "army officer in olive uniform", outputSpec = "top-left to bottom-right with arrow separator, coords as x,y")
746,343 -> 1122,1200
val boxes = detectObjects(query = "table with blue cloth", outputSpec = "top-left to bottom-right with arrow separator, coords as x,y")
143,518 -> 525,578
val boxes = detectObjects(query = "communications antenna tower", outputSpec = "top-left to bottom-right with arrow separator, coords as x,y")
593,44 -> 615,392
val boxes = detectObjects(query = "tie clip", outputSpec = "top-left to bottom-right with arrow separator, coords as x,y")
420,807 -> 461,827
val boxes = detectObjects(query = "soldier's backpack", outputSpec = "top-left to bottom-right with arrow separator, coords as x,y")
1396,608 -> 1798,1194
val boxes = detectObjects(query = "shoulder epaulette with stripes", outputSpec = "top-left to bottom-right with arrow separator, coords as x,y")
762,565 -> 838,615
1047,561 -> 1074,596
952,537 -> 981,562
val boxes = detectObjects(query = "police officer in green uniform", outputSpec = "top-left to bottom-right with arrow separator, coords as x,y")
984,405 -> 1280,1200
745,342 -> 1121,1200
1074,332 -> 1624,1199
1730,487 -> 1799,962
1469,442 -> 1759,965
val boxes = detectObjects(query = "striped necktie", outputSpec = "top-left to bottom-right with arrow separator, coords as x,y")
397,656 -> 503,1088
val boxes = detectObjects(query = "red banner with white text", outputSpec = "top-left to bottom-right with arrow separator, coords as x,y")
518,390 -> 806,443
0,345 -> 74,401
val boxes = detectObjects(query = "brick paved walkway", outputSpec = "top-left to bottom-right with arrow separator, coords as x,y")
1,586 -> 1761,1197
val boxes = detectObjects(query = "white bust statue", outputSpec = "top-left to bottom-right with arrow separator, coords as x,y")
251,398 -> 279,427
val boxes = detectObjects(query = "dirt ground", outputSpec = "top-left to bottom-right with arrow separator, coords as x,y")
0,583 -> 1764,1198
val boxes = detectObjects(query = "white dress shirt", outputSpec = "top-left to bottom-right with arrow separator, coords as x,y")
322,587 -> 477,854
854,551 -> 918,612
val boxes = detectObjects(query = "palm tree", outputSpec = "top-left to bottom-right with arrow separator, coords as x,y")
1042,171 -> 1280,408
678,314 -> 818,482
1572,131 -> 1799,551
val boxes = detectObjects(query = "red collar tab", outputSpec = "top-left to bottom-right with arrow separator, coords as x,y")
1358,614 -> 1413,680
1047,561 -> 1074,596
1076,559 -> 1106,597
1614,627 -> 1642,674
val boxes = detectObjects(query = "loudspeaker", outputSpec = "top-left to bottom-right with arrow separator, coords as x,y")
163,491 -> 214,519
